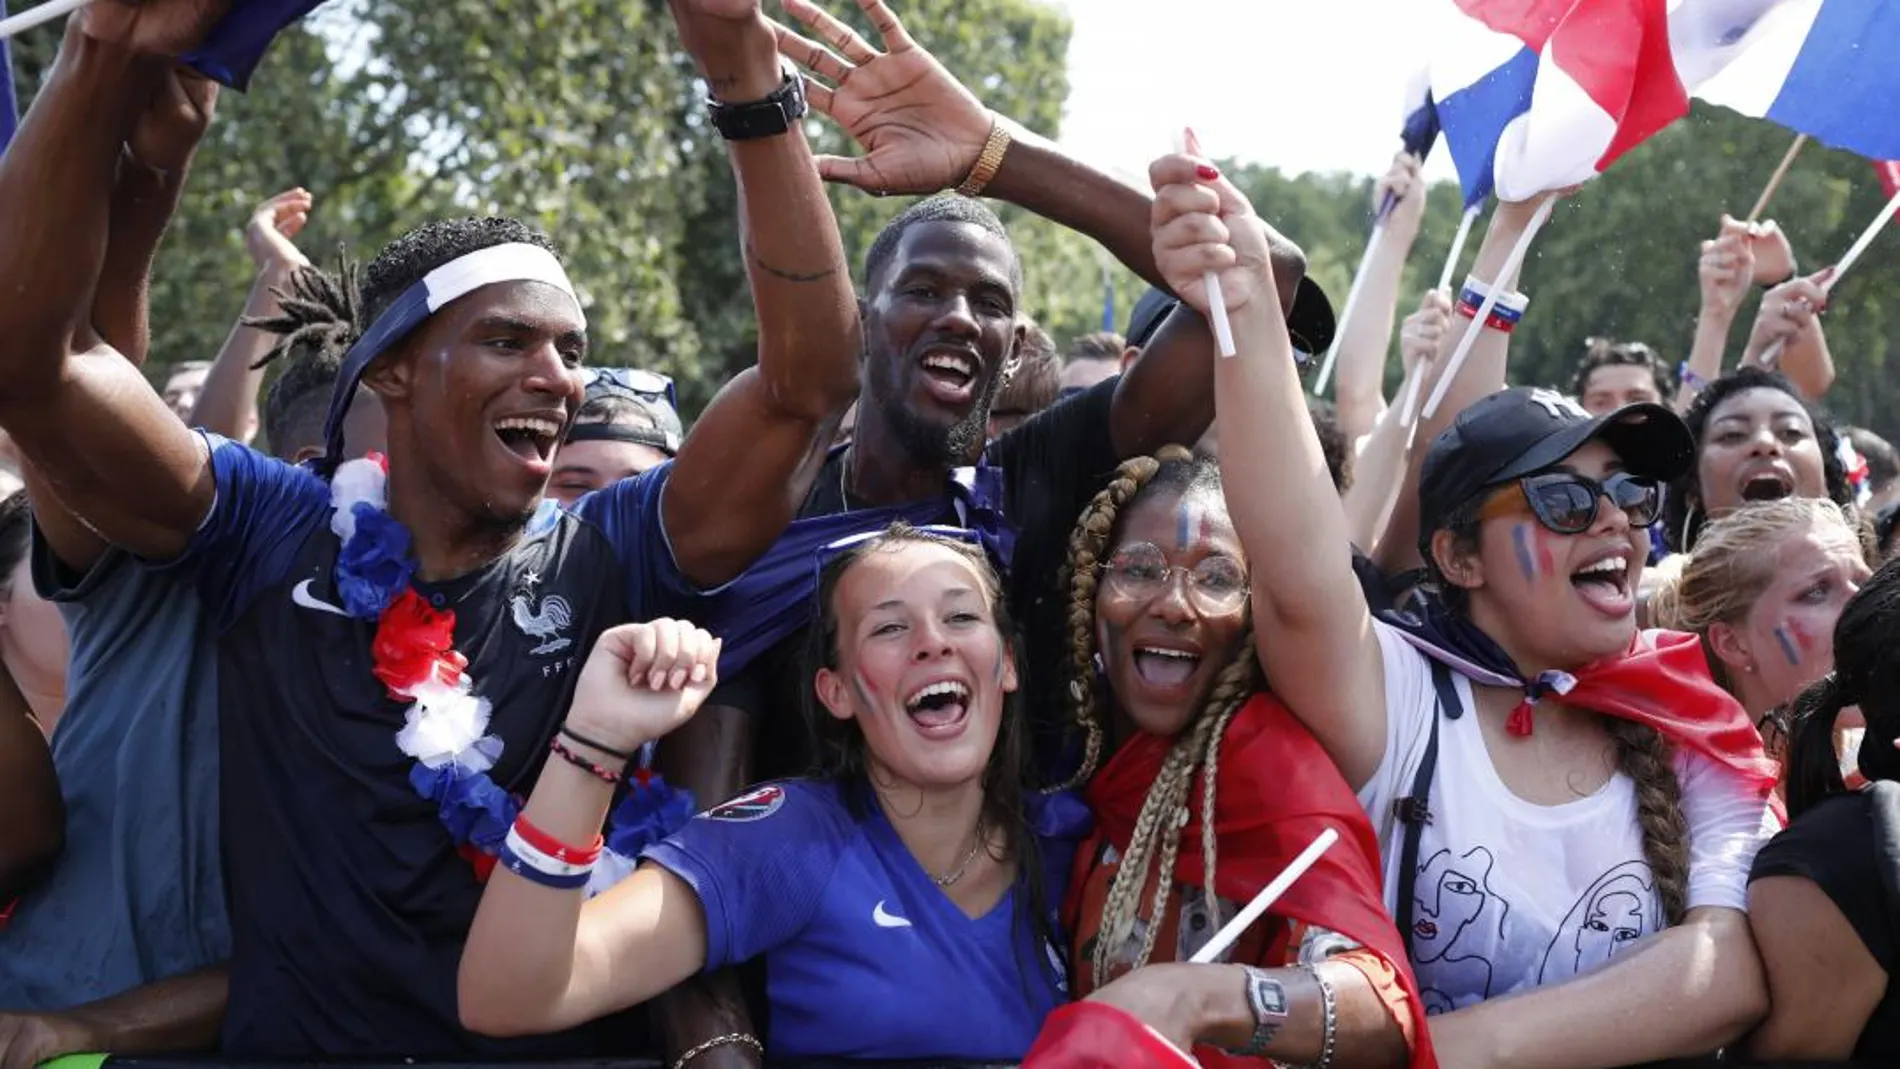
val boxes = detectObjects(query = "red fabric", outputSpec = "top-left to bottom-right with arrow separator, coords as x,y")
1567,630 -> 1781,791
1877,160 -> 1900,200
371,589 -> 467,697
1069,693 -> 1437,1069
1020,1003 -> 1197,1069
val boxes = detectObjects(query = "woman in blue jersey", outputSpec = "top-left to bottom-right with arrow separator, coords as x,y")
459,525 -> 1076,1062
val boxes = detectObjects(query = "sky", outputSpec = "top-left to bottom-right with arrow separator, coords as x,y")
1052,0 -> 1460,186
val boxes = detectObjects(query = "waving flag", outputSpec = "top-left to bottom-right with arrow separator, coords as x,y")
1430,0 -> 1687,205
1689,0 -> 1900,162
1400,65 -> 1444,164
1,0 -> 17,156
185,0 -> 329,88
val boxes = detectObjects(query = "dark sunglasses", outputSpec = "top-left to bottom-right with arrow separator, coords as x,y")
580,367 -> 677,409
1481,471 -> 1661,535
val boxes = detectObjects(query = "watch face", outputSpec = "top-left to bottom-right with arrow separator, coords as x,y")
1251,973 -> 1289,1017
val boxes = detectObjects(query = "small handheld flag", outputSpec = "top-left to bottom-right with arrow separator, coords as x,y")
0,0 -> 327,89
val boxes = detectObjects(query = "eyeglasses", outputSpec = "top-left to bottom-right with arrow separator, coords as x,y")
1481,471 -> 1662,535
580,367 -> 676,409
1099,542 -> 1249,612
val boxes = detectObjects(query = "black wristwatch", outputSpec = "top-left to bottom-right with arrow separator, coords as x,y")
707,65 -> 808,141
1228,965 -> 1289,1057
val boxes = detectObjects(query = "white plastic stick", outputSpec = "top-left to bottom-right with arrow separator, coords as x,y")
1312,222 -> 1387,396
1175,130 -> 1237,358
1437,204 -> 1481,294
1397,351 -> 1429,432
1188,827 -> 1340,965
1754,187 -> 1900,371
0,0 -> 90,40
1421,196 -> 1555,420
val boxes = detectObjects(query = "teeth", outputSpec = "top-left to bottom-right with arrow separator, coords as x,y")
1577,557 -> 1627,577
1137,647 -> 1198,660
905,680 -> 970,709
495,417 -> 561,440
922,352 -> 975,377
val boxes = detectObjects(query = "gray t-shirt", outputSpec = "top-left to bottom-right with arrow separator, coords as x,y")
0,536 -> 228,1008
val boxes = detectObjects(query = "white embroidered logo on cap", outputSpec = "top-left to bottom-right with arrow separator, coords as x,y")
1528,388 -> 1588,421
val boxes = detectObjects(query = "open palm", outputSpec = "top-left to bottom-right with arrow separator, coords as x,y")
80,0 -> 228,57
776,0 -> 992,195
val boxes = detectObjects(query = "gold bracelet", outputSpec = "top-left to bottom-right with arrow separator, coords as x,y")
955,117 -> 1012,198
671,1032 -> 763,1069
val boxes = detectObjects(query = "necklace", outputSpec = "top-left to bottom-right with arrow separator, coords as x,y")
931,821 -> 986,887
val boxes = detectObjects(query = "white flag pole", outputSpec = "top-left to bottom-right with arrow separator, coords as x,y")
1755,186 -> 1900,370
0,0 -> 91,41
1312,222 -> 1387,396
1175,129 -> 1236,357
1421,196 -> 1555,420
1189,828 -> 1340,965
1436,204 -> 1482,294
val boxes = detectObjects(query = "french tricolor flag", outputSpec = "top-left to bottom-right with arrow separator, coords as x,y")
0,0 -> 16,156
1432,0 -> 1900,205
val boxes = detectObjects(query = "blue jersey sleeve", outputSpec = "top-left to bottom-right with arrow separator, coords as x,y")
153,432 -> 329,631
572,462 -> 714,621
640,781 -> 852,970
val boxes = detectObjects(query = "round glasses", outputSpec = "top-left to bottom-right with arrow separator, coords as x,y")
1482,471 -> 1662,535
1100,542 -> 1249,612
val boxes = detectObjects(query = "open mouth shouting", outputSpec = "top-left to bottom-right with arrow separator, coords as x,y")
1737,468 -> 1795,502
1131,643 -> 1204,697
904,677 -> 972,739
1569,547 -> 1634,618
917,347 -> 980,408
493,413 -> 565,474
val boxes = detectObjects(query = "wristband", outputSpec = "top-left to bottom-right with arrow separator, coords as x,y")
497,837 -> 593,890
1454,298 -> 1522,334
503,825 -> 596,878
1458,277 -> 1529,317
1678,361 -> 1709,392
559,724 -> 635,762
512,815 -> 604,865
550,738 -> 623,784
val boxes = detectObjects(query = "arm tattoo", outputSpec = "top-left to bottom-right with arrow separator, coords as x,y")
745,240 -> 841,284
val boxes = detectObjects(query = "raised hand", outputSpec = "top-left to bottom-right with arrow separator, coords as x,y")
1697,216 -> 1756,321
1149,147 -> 1277,319
1744,268 -> 1833,366
245,189 -> 313,273
774,0 -> 991,196
1400,288 -> 1453,374
1749,218 -> 1797,287
1375,151 -> 1428,240
79,0 -> 228,57
562,620 -> 722,757
127,67 -> 219,178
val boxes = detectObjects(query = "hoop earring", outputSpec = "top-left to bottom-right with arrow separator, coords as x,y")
1678,502 -> 1700,553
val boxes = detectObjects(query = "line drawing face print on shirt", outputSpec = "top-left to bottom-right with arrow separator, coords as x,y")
1539,860 -> 1656,984
290,578 -> 351,618
1412,846 -> 1509,1013
872,900 -> 913,929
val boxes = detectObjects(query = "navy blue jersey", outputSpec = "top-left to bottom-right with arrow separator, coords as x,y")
164,434 -> 698,1057
644,780 -> 1079,1061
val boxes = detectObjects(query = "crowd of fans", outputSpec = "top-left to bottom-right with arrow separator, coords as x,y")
4,1 -> 1900,1068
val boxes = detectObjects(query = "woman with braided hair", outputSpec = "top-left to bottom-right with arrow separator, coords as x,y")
1050,444 -> 1424,1068
1745,556 -> 1900,1062
1148,158 -> 1777,1068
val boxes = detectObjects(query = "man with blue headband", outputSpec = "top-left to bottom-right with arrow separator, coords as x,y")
0,0 -> 859,1061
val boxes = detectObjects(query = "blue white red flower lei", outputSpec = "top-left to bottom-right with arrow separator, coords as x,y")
329,455 -> 694,893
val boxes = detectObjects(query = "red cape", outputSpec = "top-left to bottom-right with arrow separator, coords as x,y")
1061,693 -> 1436,1069
1570,630 -> 1779,791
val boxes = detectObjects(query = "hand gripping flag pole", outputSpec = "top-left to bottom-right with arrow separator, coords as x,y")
1756,185 -> 1900,371
0,0 -> 88,40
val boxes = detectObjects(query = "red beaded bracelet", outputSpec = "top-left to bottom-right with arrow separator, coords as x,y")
549,737 -> 624,785
513,814 -> 604,865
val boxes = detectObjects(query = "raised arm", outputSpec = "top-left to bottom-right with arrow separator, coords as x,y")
1332,153 -> 1430,443
0,14 -> 225,564
1675,218 -> 1754,413
30,55 -> 218,578
1343,291 -> 1450,555
658,0 -> 861,590
188,189 -> 314,442
1150,151 -> 1388,789
460,622 -> 721,1037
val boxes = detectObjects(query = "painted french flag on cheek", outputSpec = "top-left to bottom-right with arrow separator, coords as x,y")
1430,0 -> 1688,205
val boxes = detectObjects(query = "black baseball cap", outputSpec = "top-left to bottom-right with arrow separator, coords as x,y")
1417,387 -> 1695,541
1123,278 -> 1337,361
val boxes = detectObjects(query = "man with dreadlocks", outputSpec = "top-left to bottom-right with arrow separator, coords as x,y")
0,0 -> 859,1061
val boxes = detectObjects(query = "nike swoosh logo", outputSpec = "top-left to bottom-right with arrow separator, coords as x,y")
291,579 -> 351,618
871,900 -> 912,929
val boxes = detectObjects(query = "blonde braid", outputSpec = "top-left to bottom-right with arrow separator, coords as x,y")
1195,639 -> 1258,930
1604,718 -> 1690,925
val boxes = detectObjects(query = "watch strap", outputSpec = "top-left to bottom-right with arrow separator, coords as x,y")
1227,965 -> 1288,1058
707,69 -> 808,142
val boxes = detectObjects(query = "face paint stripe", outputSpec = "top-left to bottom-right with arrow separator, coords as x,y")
1774,626 -> 1801,668
1513,524 -> 1538,582
1176,500 -> 1193,553
1537,529 -> 1556,578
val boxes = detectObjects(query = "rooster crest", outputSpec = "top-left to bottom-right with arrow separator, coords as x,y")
510,593 -> 573,655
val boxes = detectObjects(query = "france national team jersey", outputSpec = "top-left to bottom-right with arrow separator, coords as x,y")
644,779 -> 1086,1061
159,433 -> 699,1057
